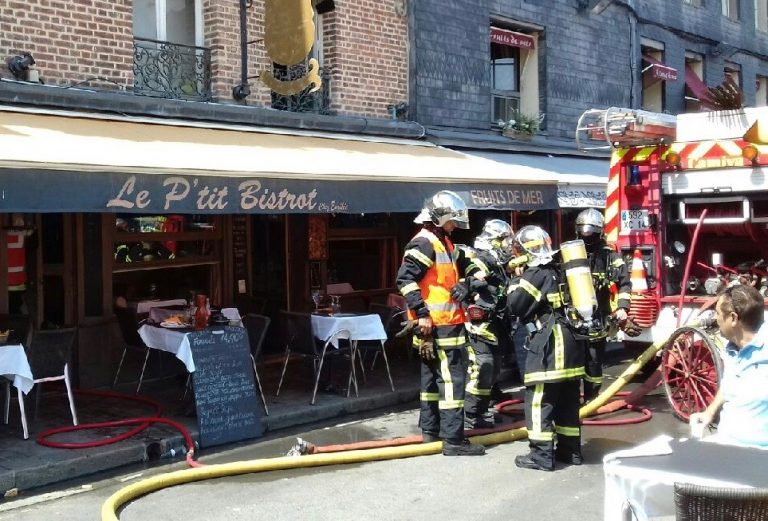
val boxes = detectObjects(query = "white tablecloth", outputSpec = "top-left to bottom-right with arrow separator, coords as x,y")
0,344 -> 34,394
133,299 -> 188,315
603,436 -> 768,521
138,324 -> 195,372
311,313 -> 386,347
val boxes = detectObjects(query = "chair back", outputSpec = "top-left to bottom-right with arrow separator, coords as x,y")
279,311 -> 318,357
327,282 -> 354,294
234,295 -> 267,316
114,307 -> 146,348
27,328 -> 77,380
0,313 -> 33,346
242,314 -> 270,360
674,482 -> 768,521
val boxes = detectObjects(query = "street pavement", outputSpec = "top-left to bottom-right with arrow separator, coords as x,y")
0,383 -> 690,521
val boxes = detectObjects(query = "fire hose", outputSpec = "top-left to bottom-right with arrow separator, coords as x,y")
102,330 -> 680,521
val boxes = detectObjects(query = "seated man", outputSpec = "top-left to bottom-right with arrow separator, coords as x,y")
690,284 -> 768,448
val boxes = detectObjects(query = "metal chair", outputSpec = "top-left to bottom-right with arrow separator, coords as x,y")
674,482 -> 768,520
354,303 -> 398,392
275,311 -> 356,404
112,307 -> 154,393
242,313 -> 271,415
26,328 -> 78,426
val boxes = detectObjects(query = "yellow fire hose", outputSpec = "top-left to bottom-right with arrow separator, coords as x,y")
102,336 -> 672,521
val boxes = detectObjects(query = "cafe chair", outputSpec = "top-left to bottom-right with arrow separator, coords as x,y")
242,313 -> 271,416
112,307 -> 155,393
326,282 -> 354,295
221,307 -> 242,326
674,482 -> 768,521
311,329 -> 355,405
4,379 -> 30,440
26,328 -> 79,427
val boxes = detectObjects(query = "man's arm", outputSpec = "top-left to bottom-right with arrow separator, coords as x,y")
610,249 -> 632,310
690,391 -> 724,428
507,268 -> 545,322
396,237 -> 435,334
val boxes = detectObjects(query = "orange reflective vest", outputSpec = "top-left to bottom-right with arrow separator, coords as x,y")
7,231 -> 27,291
406,229 -> 465,326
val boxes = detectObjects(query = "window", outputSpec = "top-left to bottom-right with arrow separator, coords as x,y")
641,40 -> 666,113
133,0 -> 201,46
489,24 -> 541,127
685,52 -> 705,112
725,61 -> 742,87
757,0 -> 768,31
757,76 -> 768,106
722,0 -> 740,20
683,0 -> 703,6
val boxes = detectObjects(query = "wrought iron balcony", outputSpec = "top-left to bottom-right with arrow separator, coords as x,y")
270,64 -> 331,115
133,38 -> 211,102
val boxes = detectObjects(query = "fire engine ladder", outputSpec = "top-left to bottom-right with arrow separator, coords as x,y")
575,107 -> 677,151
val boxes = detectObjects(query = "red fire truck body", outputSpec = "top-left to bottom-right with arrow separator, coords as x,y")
577,107 -> 768,346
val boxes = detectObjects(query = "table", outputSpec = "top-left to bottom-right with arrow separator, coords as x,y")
138,324 -> 196,372
148,305 -> 187,324
132,299 -> 187,315
0,344 -> 33,439
603,436 -> 768,520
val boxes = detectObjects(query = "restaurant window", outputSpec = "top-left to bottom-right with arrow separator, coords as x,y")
757,76 -> 768,106
725,61 -> 742,87
685,52 -> 705,112
490,24 -> 541,127
758,0 -> 768,31
722,0 -> 740,21
641,40 -> 666,113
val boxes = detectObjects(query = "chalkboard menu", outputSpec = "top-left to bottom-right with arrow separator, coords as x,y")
187,327 -> 263,448
232,215 -> 249,294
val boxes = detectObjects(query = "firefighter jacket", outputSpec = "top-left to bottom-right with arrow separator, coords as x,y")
586,240 -> 631,323
396,226 -> 467,350
506,263 -> 585,385
457,247 -> 510,344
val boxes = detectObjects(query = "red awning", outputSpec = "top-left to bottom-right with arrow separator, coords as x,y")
490,27 -> 535,50
641,54 -> 678,81
684,64 -> 712,103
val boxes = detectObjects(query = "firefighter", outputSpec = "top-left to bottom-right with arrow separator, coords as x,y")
451,219 -> 514,429
575,208 -> 631,402
507,225 -> 585,471
396,190 -> 485,456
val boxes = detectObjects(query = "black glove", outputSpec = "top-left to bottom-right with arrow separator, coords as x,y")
416,338 -> 436,361
622,317 -> 643,337
395,319 -> 419,338
450,282 -> 470,303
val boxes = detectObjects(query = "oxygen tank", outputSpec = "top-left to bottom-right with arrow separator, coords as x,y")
560,239 -> 597,322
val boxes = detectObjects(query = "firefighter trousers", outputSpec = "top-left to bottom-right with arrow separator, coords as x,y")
583,337 -> 606,401
524,379 -> 581,467
419,347 -> 467,444
465,335 -> 495,425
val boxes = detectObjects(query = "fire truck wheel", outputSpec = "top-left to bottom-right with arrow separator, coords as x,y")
661,326 -> 723,423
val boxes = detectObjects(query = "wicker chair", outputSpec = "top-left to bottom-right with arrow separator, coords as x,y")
674,482 -> 768,521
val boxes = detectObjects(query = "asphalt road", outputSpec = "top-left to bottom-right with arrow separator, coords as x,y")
0,383 -> 689,521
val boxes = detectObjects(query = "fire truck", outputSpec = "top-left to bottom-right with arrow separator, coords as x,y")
576,106 -> 768,420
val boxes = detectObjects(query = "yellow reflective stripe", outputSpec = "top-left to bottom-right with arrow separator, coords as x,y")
428,302 -> 462,312
469,258 -> 490,276
530,383 -> 545,439
519,278 -> 542,302
439,399 -> 464,409
435,336 -> 465,347
467,388 -> 491,396
524,367 -> 585,383
466,322 -> 497,342
546,292 -> 562,308
528,431 -> 555,441
617,292 -> 631,301
420,392 -> 439,401
506,283 -> 519,294
400,282 -> 419,296
466,345 -> 479,393
612,258 -> 625,267
553,323 -> 565,370
555,426 -> 580,437
438,349 -> 453,404
584,374 -> 604,384
405,248 -> 434,267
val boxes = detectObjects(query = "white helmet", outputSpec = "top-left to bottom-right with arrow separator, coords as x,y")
575,208 -> 605,236
515,225 -> 555,267
419,190 -> 469,229
474,219 -> 514,262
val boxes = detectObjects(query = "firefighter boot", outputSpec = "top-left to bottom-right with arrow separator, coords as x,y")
555,450 -> 583,465
514,453 -> 554,471
422,432 -> 441,443
442,439 -> 486,456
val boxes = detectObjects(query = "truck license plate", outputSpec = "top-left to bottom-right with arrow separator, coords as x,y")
621,209 -> 649,232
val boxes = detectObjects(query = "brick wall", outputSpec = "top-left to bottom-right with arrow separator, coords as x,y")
0,0 -> 133,89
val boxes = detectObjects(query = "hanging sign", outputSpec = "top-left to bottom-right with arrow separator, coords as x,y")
490,27 -> 535,50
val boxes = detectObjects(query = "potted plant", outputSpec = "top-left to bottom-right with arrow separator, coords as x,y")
498,111 -> 545,140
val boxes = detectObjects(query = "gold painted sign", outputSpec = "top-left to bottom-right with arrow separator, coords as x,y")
261,0 -> 322,96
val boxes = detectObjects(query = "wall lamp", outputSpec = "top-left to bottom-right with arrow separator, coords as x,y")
8,52 -> 35,80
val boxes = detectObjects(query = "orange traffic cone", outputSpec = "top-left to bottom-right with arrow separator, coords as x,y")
630,249 -> 648,292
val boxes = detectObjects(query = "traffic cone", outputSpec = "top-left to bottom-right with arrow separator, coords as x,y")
630,249 -> 648,292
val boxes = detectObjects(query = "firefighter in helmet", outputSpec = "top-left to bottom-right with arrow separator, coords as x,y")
451,219 -> 514,430
574,208 -> 632,402
507,225 -> 585,471
396,190 -> 485,456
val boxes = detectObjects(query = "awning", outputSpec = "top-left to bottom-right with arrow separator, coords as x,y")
684,64 -> 712,103
641,55 -> 678,81
490,27 -> 535,50
0,107 -> 562,214
463,151 -> 608,208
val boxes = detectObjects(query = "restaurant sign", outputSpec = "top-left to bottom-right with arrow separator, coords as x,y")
0,170 -> 559,213
490,27 -> 535,50
649,63 -> 678,81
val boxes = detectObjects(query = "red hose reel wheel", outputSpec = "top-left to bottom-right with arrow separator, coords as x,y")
661,326 -> 723,422
628,293 -> 659,328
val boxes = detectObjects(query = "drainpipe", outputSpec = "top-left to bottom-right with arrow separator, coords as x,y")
232,0 -> 251,101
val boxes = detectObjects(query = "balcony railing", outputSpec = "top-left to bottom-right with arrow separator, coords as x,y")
133,38 -> 212,102
270,64 -> 331,115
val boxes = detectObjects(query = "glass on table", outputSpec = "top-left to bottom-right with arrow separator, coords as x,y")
311,289 -> 324,311
330,295 -> 341,315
